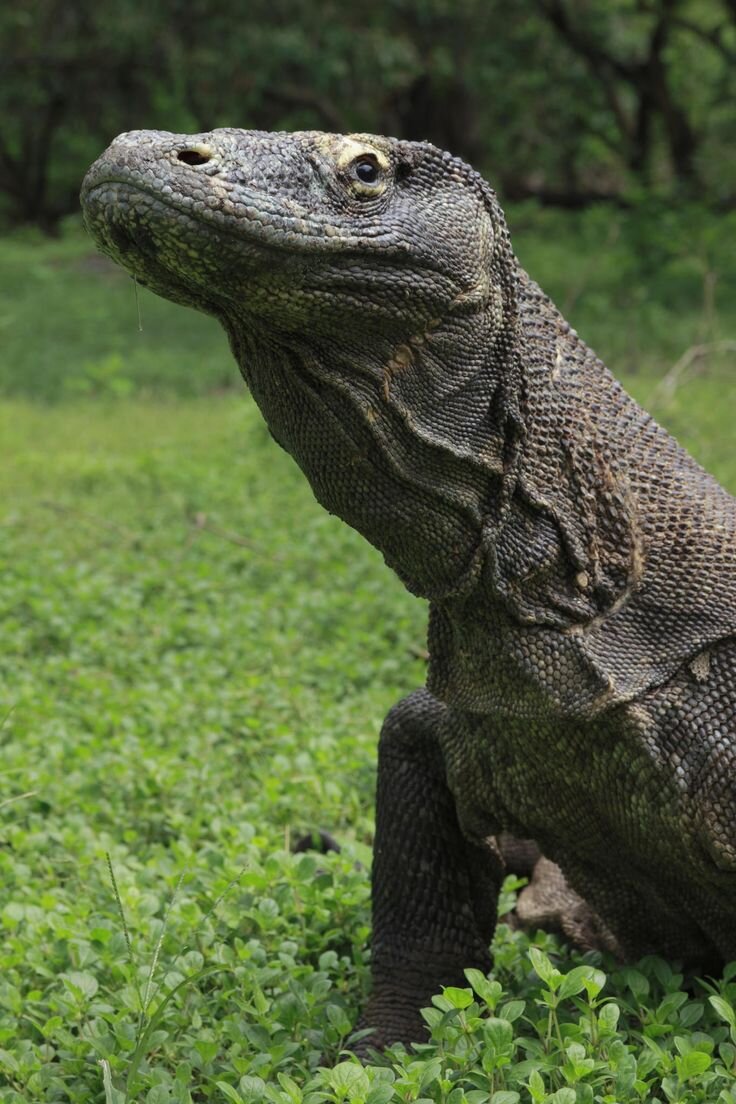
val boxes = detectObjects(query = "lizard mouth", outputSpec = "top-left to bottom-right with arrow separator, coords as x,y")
81,177 -> 277,259
81,179 -> 251,315
81,170 -> 388,259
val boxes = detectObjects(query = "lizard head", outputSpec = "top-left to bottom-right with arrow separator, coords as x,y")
81,129 -> 521,598
81,128 -> 507,335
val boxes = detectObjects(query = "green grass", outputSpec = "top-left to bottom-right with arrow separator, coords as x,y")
0,396 -> 422,1101
0,224 -> 236,401
0,213 -> 735,1102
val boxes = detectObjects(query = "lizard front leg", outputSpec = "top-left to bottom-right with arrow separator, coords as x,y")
357,688 -> 502,1051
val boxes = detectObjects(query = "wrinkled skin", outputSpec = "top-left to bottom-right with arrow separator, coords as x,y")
81,129 -> 736,1050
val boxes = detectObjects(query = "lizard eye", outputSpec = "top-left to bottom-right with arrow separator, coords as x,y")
352,156 -> 382,187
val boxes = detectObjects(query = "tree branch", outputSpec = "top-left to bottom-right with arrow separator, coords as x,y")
670,14 -> 736,61
534,0 -> 638,79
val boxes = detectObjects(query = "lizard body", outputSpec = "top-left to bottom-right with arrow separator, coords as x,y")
82,129 -> 736,1047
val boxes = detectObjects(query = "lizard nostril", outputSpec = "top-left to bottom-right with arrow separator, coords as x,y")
177,148 -> 211,166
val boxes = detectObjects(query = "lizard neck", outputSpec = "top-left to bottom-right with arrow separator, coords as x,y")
227,307 -> 524,601
227,268 -> 643,626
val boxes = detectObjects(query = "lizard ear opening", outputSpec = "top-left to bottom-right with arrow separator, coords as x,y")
392,141 -> 427,182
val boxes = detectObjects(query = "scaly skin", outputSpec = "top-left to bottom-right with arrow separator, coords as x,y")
81,129 -> 736,1048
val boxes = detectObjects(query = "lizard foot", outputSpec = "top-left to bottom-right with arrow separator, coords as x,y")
515,856 -> 622,955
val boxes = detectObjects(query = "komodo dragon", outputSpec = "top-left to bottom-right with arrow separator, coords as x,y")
81,129 -> 736,1049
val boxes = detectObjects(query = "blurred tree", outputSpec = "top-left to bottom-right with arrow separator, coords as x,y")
0,0 -> 733,230
0,1 -> 161,229
533,0 -> 732,194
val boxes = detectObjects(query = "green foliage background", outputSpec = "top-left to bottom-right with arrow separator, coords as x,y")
1,0 -> 736,229
1,2 -> 736,1100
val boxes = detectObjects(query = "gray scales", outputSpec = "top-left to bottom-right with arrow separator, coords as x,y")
81,129 -> 736,1049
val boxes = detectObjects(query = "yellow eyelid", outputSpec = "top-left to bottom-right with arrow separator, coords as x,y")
335,139 -> 390,173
